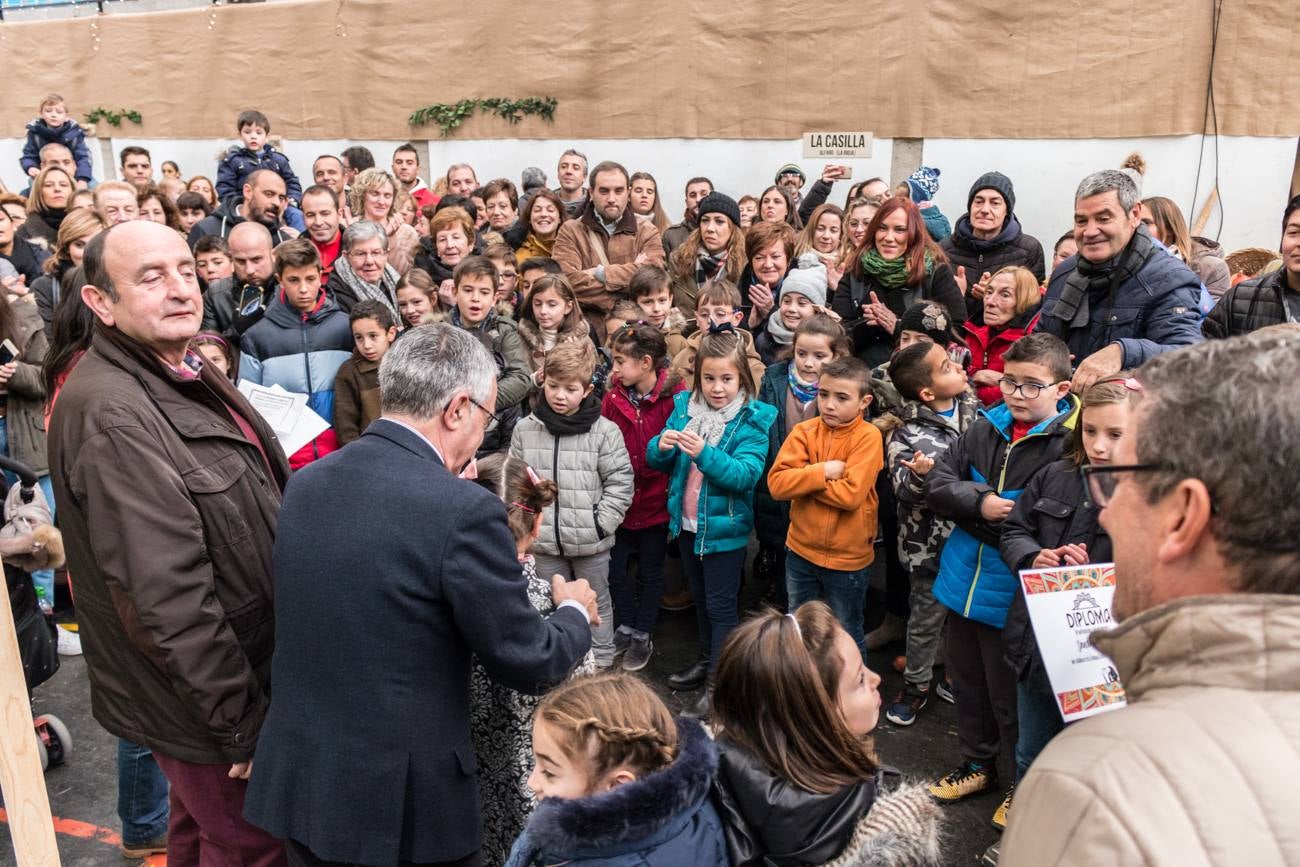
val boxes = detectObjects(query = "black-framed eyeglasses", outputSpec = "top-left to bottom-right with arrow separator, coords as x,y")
1079,463 -> 1161,509
998,377 -> 1065,400
466,396 -> 499,431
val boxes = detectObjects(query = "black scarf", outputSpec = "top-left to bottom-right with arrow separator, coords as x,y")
532,392 -> 602,437
1051,224 -> 1155,329
695,248 -> 726,286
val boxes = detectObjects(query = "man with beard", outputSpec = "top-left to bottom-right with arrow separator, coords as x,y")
202,222 -> 279,338
188,169 -> 298,250
300,185 -> 344,281
392,143 -> 436,210
552,160 -> 665,339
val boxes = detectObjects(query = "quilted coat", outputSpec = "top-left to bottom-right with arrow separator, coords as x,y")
1002,595 -> 1300,867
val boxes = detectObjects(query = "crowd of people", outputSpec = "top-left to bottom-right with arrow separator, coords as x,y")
4,92 -> 1300,867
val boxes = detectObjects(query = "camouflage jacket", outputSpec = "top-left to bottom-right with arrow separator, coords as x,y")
884,393 -> 979,573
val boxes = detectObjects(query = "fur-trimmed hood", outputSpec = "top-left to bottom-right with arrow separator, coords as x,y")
663,306 -> 688,336
821,780 -> 943,867
505,716 -> 728,866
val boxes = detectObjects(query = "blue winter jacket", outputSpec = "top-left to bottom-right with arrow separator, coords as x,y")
1040,230 -> 1204,370
22,119 -> 93,181
504,717 -> 728,867
216,143 -> 303,205
647,393 -> 776,556
927,396 -> 1079,628
238,291 -> 353,425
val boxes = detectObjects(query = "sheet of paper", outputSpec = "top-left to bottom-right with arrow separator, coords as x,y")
238,381 -> 330,458
1019,563 -> 1127,723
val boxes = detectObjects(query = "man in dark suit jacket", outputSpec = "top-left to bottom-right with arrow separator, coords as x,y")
244,324 -> 597,867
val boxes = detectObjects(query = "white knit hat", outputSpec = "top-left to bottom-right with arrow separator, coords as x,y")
779,252 -> 829,308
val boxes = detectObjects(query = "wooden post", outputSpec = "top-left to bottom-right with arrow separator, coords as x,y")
0,586 -> 60,865
1192,187 -> 1220,237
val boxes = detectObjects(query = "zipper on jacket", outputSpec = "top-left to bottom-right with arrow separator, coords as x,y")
301,316 -> 319,459
551,437 -> 565,557
963,428 -> 1042,617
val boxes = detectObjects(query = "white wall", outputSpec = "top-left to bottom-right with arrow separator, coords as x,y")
3,134 -> 1292,252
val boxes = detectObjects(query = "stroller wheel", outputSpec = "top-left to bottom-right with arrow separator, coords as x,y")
34,730 -> 49,771
34,714 -> 72,767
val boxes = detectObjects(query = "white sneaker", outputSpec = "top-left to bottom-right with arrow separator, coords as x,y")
56,625 -> 82,656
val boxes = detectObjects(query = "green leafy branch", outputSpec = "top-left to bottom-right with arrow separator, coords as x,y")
408,97 -> 557,137
84,107 -> 143,127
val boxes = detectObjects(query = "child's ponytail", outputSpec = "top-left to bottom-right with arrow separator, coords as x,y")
536,672 -> 678,781
471,453 -> 558,545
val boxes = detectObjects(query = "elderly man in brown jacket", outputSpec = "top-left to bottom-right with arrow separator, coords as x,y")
48,220 -> 290,866
1000,329 -> 1300,867
552,159 -> 664,339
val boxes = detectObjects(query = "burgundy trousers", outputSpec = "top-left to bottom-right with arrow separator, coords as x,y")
152,752 -> 287,867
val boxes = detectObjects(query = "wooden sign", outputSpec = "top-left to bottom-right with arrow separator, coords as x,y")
802,131 -> 874,160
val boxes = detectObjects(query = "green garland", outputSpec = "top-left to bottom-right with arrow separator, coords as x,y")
84,107 -> 143,127
408,97 -> 557,137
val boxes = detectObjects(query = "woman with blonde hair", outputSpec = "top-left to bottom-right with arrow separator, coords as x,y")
349,167 -> 420,274
31,207 -> 104,332
964,265 -> 1043,405
17,166 -> 75,248
795,203 -> 846,289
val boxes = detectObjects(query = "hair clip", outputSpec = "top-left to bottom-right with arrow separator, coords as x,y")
786,612 -> 802,638
707,321 -> 736,335
1098,376 -> 1143,392
510,501 -> 537,514
525,465 -> 541,485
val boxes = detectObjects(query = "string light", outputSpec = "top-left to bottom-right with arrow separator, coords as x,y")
334,0 -> 347,37
89,16 -> 101,51
208,0 -> 219,31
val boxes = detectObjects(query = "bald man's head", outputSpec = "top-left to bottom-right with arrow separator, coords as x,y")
228,222 -> 275,286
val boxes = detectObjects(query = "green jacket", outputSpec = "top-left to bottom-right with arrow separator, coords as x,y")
647,392 -> 776,556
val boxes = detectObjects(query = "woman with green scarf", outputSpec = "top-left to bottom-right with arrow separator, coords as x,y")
831,196 -> 965,367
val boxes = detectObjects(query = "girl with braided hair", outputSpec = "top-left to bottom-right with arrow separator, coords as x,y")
505,672 -> 728,866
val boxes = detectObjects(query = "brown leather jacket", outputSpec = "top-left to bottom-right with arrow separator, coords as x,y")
48,324 -> 289,764
552,204 -> 665,317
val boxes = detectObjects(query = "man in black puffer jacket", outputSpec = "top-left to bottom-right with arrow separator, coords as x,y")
941,172 -> 1046,319
1203,195 -> 1300,338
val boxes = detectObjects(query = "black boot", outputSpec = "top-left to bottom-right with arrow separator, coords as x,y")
668,654 -> 709,691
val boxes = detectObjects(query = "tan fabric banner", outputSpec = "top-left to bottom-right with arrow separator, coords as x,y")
4,0 -> 1298,141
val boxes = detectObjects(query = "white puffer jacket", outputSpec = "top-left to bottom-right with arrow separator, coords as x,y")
509,413 -> 633,558
1002,594 -> 1300,867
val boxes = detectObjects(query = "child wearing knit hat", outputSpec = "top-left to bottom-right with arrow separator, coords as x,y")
899,166 -> 953,243
755,252 -> 830,366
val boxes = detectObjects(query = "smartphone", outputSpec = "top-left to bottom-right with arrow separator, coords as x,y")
837,165 -> 854,180
0,339 -> 17,365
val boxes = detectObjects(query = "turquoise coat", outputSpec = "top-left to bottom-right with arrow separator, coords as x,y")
647,392 -> 776,556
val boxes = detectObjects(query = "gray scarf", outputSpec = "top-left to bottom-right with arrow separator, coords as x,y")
684,393 -> 746,446
1051,224 -> 1156,329
332,255 -> 401,322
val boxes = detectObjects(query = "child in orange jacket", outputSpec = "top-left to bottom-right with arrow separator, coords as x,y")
768,356 -> 883,656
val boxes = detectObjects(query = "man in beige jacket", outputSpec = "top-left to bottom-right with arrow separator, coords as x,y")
1000,328 -> 1300,866
552,159 -> 664,340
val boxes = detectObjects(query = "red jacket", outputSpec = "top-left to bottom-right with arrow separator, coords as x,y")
600,367 -> 685,530
965,309 -> 1040,406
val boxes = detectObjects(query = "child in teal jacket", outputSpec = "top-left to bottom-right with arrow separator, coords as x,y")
648,329 -> 776,686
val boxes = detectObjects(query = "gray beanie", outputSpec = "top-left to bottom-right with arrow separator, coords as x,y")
779,252 -> 829,308
968,171 -> 1015,215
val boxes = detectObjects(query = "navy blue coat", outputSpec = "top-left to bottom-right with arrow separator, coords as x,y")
243,420 -> 593,865
21,119 -> 93,181
1040,239 -> 1204,370
216,144 -> 303,205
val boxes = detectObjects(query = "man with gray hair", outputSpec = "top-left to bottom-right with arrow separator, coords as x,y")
245,324 -> 598,867
1001,329 -> 1300,866
1039,168 -> 1203,391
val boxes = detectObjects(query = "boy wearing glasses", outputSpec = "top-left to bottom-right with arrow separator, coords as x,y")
923,332 -> 1079,828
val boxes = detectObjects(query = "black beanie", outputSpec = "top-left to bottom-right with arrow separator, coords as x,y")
697,192 -> 740,228
898,301 -> 957,346
967,171 -> 1016,215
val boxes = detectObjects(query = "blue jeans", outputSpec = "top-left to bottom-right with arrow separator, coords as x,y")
0,416 -> 56,610
786,549 -> 869,656
118,739 -> 170,846
609,525 -> 669,636
676,532 -> 746,671
1015,679 -> 1065,781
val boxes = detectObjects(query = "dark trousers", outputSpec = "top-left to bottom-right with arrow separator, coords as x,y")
286,839 -> 482,867
118,739 -> 169,846
151,752 -> 286,867
677,532 -> 746,670
877,474 -> 911,618
609,524 -> 669,635
945,613 -> 1019,768
1015,678 -> 1066,781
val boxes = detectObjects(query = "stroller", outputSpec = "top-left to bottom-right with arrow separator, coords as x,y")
1,455 -> 72,771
